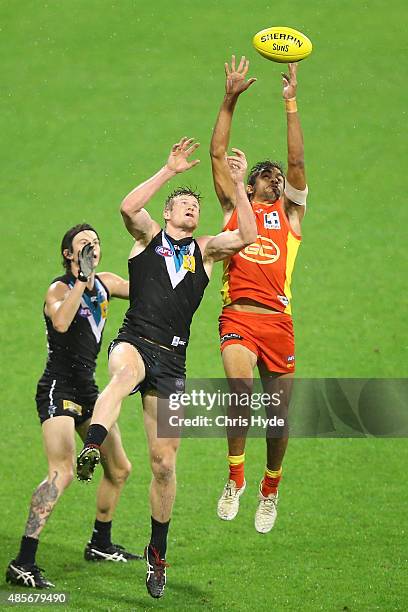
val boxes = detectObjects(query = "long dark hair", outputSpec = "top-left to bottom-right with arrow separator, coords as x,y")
60,223 -> 100,272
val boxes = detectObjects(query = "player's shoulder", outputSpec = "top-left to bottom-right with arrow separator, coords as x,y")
195,235 -> 212,253
45,277 -> 71,306
47,273 -> 73,293
50,272 -> 72,286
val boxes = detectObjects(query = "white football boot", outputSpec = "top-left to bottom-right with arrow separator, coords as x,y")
254,485 -> 279,533
217,479 -> 246,521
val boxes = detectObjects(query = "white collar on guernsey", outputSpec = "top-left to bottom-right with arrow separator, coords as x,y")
162,231 -> 195,289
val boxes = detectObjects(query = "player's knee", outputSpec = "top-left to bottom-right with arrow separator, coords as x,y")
150,448 -> 177,484
48,464 -> 74,490
112,364 -> 138,392
104,459 -> 132,486
228,379 -> 253,413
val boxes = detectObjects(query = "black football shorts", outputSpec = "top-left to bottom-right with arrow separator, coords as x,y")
109,334 -> 186,398
35,373 -> 98,425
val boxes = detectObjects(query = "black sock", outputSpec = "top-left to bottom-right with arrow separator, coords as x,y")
15,536 -> 39,566
149,517 -> 170,559
85,424 -> 108,448
91,519 -> 112,549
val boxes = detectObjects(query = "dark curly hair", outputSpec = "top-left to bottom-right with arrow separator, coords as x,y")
60,223 -> 100,272
164,187 -> 201,212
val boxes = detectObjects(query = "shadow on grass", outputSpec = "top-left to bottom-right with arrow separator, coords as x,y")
1,533 -> 212,608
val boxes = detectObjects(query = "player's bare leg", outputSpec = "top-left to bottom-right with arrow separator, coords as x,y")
217,343 -> 257,520
77,343 -> 145,481
76,420 -> 142,561
6,417 -> 76,588
25,417 -> 76,538
142,392 -> 180,598
255,369 -> 293,533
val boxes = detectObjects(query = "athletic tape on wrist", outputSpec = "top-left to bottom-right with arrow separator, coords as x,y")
284,179 -> 308,207
285,97 -> 297,113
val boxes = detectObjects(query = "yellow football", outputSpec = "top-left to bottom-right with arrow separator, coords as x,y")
252,26 -> 313,63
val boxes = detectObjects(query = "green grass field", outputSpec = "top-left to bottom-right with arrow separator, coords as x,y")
1,1 -> 407,610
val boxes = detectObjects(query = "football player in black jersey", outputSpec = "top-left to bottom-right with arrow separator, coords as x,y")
6,225 -> 141,590
77,138 -> 257,598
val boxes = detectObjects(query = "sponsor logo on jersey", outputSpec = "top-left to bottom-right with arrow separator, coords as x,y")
239,236 -> 280,265
286,355 -> 295,369
264,211 -> 281,230
277,295 -> 289,306
155,245 -> 173,258
171,336 -> 187,347
183,254 -> 196,273
63,399 -> 83,415
79,307 -> 92,318
220,332 -> 244,344
101,300 -> 108,319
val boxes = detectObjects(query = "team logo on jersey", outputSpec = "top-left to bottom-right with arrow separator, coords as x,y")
264,211 -> 281,230
155,245 -> 173,257
239,236 -> 280,265
63,399 -> 83,415
277,295 -> 289,307
175,378 -> 185,392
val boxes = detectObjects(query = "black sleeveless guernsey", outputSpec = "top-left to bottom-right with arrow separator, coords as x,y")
42,272 -> 110,378
118,230 -> 209,355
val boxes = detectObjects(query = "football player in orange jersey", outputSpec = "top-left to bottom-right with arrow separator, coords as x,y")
210,56 -> 308,533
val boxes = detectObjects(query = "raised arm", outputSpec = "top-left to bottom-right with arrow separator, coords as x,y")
202,149 -> 257,271
45,245 -> 95,333
120,137 -> 200,243
282,63 -> 308,228
210,56 -> 256,222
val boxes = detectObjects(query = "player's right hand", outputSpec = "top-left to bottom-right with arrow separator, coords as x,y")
225,55 -> 257,96
166,137 -> 200,174
78,243 -> 95,282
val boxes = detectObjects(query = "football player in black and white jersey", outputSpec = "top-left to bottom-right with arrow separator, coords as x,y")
6,225 -> 141,590
76,137 -> 257,598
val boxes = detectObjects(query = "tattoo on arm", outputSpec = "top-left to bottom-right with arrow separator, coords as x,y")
24,471 -> 59,538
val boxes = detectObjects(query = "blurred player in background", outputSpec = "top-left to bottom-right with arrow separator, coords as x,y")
6,224 -> 140,589
76,138 -> 257,598
210,57 -> 308,533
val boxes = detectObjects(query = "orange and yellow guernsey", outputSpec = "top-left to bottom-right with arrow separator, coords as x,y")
221,199 -> 301,315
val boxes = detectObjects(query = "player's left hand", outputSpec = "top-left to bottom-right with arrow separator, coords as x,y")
282,63 -> 298,99
78,243 -> 95,281
226,148 -> 248,183
166,137 -> 200,174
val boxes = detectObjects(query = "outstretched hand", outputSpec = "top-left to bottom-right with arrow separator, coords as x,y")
226,148 -> 248,184
282,63 -> 298,99
166,137 -> 200,174
225,55 -> 257,97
